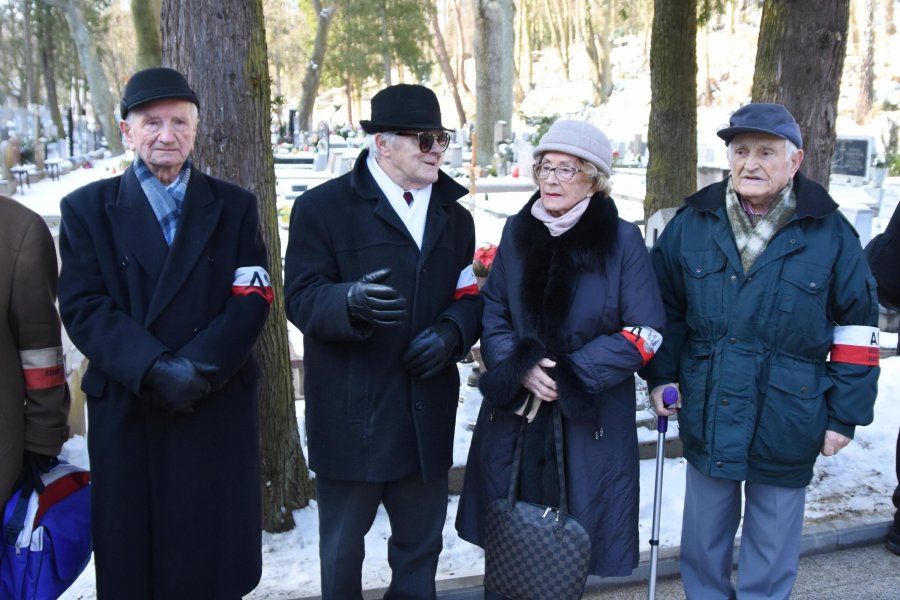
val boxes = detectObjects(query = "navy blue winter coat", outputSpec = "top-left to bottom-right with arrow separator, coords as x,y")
456,192 -> 666,576
284,150 -> 483,483
58,168 -> 270,599
642,173 -> 879,488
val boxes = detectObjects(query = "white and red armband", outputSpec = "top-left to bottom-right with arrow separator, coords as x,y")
830,325 -> 879,366
20,347 -> 66,390
232,266 -> 274,304
620,325 -> 664,366
454,264 -> 479,300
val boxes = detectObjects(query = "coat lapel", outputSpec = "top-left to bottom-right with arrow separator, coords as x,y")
106,168 -> 169,282
145,173 -> 223,326
418,199 -> 448,265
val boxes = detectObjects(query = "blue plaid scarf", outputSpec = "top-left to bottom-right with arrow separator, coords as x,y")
133,157 -> 191,246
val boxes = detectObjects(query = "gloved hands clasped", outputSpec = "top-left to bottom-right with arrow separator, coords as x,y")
347,268 -> 408,326
142,353 -> 216,415
403,320 -> 462,379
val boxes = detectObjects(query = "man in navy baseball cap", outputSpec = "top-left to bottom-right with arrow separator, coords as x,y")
644,99 -> 878,600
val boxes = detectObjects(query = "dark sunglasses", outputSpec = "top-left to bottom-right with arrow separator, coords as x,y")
395,131 -> 452,153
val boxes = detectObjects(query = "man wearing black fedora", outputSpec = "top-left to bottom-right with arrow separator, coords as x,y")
284,83 -> 483,598
57,67 -> 272,598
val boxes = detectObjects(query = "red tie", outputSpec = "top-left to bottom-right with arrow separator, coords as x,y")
403,191 -> 413,206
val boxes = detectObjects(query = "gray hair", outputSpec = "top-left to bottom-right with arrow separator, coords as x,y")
532,151 -> 612,196
124,102 -> 200,127
726,138 -> 799,162
363,132 -> 397,156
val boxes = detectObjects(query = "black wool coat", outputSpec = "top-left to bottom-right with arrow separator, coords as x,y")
456,193 -> 665,576
284,150 -> 483,482
58,167 -> 270,599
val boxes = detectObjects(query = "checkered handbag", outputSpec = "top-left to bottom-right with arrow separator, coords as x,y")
483,401 -> 592,599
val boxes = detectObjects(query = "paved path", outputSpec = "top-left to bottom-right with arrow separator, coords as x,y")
582,542 -> 899,600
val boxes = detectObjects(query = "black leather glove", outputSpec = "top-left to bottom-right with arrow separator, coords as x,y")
142,354 -> 214,415
22,450 -> 54,494
402,320 -> 462,379
346,268 -> 407,326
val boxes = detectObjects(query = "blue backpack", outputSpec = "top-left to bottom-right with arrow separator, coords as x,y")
1,462 -> 92,600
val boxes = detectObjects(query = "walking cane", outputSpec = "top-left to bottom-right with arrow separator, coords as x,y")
648,386 -> 678,600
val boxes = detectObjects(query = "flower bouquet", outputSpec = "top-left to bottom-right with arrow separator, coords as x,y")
473,243 -> 497,288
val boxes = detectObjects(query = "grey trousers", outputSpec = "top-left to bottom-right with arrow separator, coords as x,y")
680,463 -> 806,600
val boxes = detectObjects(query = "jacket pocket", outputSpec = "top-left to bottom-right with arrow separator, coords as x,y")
774,260 -> 832,341
680,250 -> 728,336
750,360 -> 831,467
678,342 -> 714,450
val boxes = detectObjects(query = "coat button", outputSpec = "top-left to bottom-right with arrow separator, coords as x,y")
121,256 -> 129,267
809,282 -> 816,289
800,386 -> 808,395
729,337 -> 737,344
715,461 -> 724,468
746,276 -> 752,282
730,274 -> 737,281
695,267 -> 702,273
208,256 -> 215,264
721,399 -> 729,406
415,401 -> 423,410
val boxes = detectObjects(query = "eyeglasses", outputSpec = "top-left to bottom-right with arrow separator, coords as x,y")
395,131 -> 452,153
533,163 -> 583,182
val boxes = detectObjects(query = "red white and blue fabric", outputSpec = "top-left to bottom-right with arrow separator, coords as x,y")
19,347 -> 66,391
454,264 -> 479,300
830,325 -> 880,366
619,325 -> 663,366
1,462 -> 92,600
232,266 -> 274,304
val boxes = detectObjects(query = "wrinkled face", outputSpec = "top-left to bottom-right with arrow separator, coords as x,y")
537,152 -> 596,217
375,131 -> 445,190
120,99 -> 197,184
729,133 -> 804,208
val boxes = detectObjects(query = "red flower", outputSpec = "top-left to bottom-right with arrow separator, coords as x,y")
473,244 -> 497,277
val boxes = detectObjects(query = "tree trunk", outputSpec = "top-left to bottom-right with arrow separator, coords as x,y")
131,0 -> 163,69
645,0 -> 697,226
430,9 -> 466,126
887,0 -> 896,36
24,0 -> 39,106
453,0 -> 470,93
473,0 -> 515,165
379,0 -> 392,85
855,0 -> 875,124
752,0 -> 850,187
38,3 -> 66,137
297,0 -> 339,133
161,0 -> 313,533
51,0 -> 124,156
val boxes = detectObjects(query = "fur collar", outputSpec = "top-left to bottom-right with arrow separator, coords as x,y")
512,191 -> 619,352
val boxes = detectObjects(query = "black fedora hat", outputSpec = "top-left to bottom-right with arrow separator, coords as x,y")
359,84 -> 451,133
120,67 -> 200,119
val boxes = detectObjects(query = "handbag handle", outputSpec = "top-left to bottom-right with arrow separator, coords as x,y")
504,398 -> 569,514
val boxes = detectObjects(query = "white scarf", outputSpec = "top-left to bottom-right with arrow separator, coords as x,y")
531,196 -> 591,236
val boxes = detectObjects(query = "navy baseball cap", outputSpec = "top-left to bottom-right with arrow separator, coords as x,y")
717,103 -> 802,149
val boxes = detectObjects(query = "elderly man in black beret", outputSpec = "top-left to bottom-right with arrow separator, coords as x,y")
58,67 -> 273,599
284,84 -> 483,598
643,103 -> 880,599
